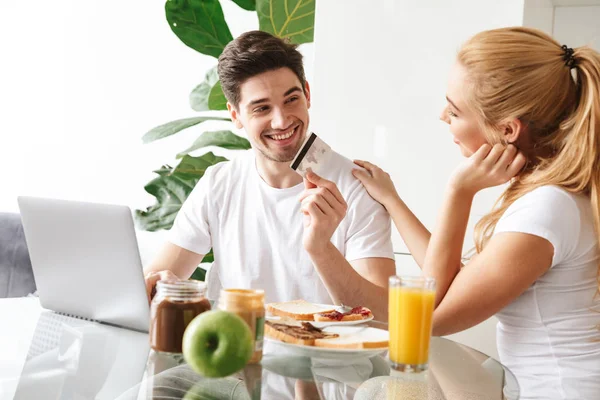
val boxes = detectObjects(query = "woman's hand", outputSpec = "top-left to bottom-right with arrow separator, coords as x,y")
449,144 -> 526,196
352,160 -> 400,208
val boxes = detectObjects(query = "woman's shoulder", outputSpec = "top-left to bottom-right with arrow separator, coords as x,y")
496,185 -> 585,237
496,186 -> 587,265
506,185 -> 581,212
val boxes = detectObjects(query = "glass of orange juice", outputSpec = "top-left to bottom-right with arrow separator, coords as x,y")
388,275 -> 436,373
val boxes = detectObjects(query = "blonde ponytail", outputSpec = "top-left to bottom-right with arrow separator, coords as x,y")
458,28 -> 600,298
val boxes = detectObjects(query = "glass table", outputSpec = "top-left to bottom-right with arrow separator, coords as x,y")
1,299 -> 519,399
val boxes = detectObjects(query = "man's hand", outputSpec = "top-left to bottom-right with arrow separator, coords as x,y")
144,270 -> 180,303
299,171 -> 348,254
448,144 -> 526,196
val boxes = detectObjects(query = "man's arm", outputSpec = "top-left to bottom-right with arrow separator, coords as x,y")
307,245 -> 392,321
300,171 -> 395,321
143,242 -> 205,301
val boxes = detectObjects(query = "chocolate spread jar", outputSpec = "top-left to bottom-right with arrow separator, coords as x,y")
149,280 -> 210,353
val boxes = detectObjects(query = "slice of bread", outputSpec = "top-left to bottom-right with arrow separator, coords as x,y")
314,327 -> 389,349
314,312 -> 364,322
266,299 -> 337,321
313,306 -> 373,322
265,321 -> 339,346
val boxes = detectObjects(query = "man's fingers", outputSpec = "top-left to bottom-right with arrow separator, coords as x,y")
300,188 -> 346,216
303,177 -> 317,189
145,270 -> 180,303
159,270 -> 179,282
305,172 -> 347,209
302,194 -> 333,216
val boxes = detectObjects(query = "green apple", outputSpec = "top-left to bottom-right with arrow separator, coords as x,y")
183,310 -> 253,378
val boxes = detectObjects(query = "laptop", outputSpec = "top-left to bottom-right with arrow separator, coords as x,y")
17,196 -> 150,333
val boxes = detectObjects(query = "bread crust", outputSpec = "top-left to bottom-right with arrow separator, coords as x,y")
313,337 -> 388,349
313,307 -> 373,322
266,300 -> 337,321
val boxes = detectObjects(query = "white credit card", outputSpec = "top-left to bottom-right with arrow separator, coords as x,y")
290,132 -> 332,178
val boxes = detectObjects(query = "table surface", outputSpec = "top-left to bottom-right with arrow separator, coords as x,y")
0,298 -> 519,400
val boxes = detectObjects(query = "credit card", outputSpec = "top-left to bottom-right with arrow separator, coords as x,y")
289,132 -> 332,178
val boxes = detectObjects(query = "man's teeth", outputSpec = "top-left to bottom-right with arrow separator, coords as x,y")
270,128 -> 295,141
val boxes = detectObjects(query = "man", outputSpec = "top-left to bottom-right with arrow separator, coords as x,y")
145,30 -> 395,319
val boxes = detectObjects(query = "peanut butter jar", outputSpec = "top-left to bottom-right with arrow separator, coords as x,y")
218,289 -> 265,364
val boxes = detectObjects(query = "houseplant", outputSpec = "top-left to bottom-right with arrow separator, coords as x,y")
135,0 -> 316,277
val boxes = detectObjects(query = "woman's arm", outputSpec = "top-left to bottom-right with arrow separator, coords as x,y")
381,196 -> 431,267
422,144 -> 527,306
352,160 -> 431,267
432,231 -> 553,335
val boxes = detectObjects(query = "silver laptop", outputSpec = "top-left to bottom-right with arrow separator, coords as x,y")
17,196 -> 150,332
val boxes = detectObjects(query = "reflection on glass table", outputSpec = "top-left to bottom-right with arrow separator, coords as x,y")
116,320 -> 518,400
13,310 -> 149,400
11,311 -> 518,400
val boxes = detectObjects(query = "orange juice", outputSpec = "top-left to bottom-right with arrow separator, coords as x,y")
389,286 -> 435,366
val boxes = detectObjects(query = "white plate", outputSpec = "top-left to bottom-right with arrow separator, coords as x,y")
264,326 -> 388,360
266,303 -> 375,328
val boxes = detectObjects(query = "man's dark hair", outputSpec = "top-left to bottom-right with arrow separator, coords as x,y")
217,30 -> 306,108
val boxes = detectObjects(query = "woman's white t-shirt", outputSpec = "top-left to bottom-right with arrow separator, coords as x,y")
493,185 -> 600,399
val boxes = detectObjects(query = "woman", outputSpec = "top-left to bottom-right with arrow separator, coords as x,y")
353,27 -> 600,399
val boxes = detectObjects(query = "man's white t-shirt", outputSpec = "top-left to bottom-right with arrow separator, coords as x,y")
169,150 -> 394,304
493,185 -> 600,400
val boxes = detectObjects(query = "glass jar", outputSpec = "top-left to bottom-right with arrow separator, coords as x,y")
149,280 -> 211,354
218,289 -> 265,364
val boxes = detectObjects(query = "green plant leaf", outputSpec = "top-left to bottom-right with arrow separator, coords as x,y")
135,152 -> 228,231
165,0 -> 234,58
202,250 -> 214,264
208,80 -> 228,110
231,0 -> 256,11
177,130 -> 251,158
143,116 -> 230,144
256,0 -> 315,44
190,266 -> 208,281
189,66 -> 220,111
174,152 -> 229,178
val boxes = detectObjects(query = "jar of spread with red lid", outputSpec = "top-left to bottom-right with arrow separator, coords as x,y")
149,280 -> 211,354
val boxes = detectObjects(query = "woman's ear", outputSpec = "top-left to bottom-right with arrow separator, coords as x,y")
502,118 -> 524,144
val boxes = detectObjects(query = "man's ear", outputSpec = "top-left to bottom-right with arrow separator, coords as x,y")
502,118 -> 524,144
304,81 -> 311,109
227,102 -> 243,129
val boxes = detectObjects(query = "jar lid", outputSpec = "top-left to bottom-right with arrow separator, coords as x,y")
156,280 -> 207,295
220,288 -> 265,300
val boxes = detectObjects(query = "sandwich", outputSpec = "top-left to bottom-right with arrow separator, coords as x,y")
313,306 -> 373,322
266,299 -> 337,321
265,320 -> 388,349
265,321 -> 339,346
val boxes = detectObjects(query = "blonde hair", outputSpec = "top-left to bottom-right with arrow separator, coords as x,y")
458,27 -> 600,295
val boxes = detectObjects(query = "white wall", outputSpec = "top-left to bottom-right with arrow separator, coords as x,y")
0,0 -> 314,264
310,0 -> 600,362
310,0 -> 526,261
0,1 -> 313,216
